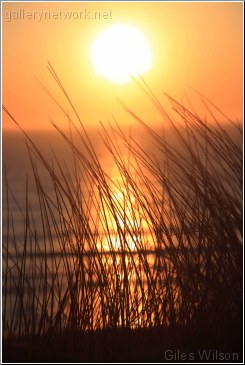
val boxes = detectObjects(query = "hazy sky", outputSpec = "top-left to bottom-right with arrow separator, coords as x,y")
2,1 -> 243,130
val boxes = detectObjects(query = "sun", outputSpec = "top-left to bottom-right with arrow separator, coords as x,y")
90,24 -> 153,84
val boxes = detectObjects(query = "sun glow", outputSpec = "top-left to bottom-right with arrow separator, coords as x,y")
90,24 -> 153,84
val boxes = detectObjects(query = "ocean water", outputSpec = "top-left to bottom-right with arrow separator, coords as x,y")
2,122 -> 242,256
2,127 -> 165,256
2,127 -> 159,248
2,127 -> 168,328
2,122 -> 242,331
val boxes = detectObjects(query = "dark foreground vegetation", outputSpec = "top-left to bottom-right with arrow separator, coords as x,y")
3,321 -> 243,362
2,68 -> 243,362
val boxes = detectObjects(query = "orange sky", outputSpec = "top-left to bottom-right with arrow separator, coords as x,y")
2,1 -> 243,130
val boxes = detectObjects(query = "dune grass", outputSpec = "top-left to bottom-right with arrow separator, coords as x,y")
2,69 -> 243,360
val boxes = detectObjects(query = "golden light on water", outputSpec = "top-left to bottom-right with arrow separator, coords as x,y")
97,177 -> 152,252
90,24 -> 153,84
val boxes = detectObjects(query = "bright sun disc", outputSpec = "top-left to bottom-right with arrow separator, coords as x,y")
90,24 -> 153,84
